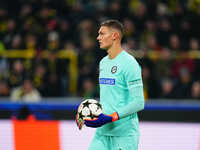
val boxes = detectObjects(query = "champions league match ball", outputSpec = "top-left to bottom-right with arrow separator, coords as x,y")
78,99 -> 103,120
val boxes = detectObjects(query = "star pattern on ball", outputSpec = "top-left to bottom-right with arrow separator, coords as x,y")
77,99 -> 103,120
82,101 -> 91,107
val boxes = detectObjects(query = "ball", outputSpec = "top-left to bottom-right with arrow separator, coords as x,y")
77,99 -> 103,120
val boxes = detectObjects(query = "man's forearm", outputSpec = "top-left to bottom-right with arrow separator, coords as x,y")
117,85 -> 145,119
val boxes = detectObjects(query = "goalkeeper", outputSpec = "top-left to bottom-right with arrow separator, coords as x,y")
76,19 -> 144,150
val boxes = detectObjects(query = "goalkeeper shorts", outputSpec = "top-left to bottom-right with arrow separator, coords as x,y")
88,132 -> 139,150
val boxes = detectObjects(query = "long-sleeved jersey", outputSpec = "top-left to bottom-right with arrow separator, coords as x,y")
96,50 -> 144,136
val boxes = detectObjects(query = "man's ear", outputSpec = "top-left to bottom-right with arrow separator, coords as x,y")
112,32 -> 120,40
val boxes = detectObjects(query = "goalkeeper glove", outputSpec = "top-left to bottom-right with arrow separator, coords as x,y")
84,112 -> 119,128
75,113 -> 84,130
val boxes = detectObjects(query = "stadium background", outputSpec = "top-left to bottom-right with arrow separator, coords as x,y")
0,0 -> 200,149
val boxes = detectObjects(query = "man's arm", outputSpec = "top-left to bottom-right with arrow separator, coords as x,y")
117,58 -> 144,118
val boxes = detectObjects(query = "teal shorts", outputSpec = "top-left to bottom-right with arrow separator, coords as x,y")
88,132 -> 139,150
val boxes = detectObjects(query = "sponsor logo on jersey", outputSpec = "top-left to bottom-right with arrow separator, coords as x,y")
111,66 -> 117,74
99,78 -> 115,85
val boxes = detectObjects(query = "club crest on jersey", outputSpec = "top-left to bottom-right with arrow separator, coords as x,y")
111,66 -> 117,74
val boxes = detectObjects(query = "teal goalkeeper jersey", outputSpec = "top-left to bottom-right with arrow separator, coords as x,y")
96,50 -> 144,136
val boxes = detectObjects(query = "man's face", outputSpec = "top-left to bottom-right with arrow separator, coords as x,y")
97,26 -> 114,49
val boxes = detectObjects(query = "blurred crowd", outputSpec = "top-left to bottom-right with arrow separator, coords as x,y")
0,0 -> 200,101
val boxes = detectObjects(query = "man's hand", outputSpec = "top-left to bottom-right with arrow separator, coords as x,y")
84,112 -> 119,128
76,113 -> 84,130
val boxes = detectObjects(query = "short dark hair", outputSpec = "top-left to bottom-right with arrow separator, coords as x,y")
100,19 -> 124,38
